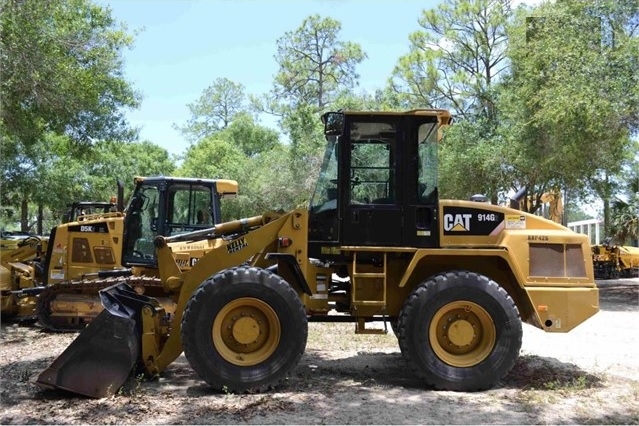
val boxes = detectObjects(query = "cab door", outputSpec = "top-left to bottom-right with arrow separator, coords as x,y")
401,116 -> 440,248
341,117 -> 403,246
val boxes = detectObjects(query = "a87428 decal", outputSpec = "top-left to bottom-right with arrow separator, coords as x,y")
443,207 -> 505,236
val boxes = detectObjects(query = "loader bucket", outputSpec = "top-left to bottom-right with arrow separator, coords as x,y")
36,283 -> 150,398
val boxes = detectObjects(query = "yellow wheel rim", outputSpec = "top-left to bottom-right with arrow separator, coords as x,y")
429,301 -> 496,367
213,297 -> 280,366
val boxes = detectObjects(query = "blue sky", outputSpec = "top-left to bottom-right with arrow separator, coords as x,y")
103,0 -> 443,156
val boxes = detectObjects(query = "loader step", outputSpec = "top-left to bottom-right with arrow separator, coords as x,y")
352,300 -> 386,307
352,272 -> 386,278
355,317 -> 388,335
354,327 -> 387,335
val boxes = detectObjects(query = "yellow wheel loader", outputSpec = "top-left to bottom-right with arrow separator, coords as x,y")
1,177 -> 238,329
37,109 -> 599,397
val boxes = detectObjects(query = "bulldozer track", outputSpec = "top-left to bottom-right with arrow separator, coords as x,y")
36,275 -> 162,332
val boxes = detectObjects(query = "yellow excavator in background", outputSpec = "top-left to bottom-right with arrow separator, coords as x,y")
509,189 -> 564,224
37,109 -> 599,398
0,177 -> 238,329
539,191 -> 564,224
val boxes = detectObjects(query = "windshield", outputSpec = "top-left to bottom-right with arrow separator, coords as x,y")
348,121 -> 396,205
309,135 -> 339,211
417,122 -> 438,203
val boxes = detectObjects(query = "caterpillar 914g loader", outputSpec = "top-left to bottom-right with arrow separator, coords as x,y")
37,109 -> 599,398
1,177 -> 238,329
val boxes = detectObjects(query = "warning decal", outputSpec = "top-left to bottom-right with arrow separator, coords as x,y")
505,215 -> 526,229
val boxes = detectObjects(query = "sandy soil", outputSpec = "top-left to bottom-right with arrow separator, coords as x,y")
0,278 -> 637,425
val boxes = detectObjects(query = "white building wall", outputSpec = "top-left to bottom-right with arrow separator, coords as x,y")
567,219 -> 603,245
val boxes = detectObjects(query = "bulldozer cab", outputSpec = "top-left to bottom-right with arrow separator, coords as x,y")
309,110 -> 451,256
62,202 -> 117,223
122,176 -> 238,267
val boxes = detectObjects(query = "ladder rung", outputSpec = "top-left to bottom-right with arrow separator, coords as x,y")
353,301 -> 386,306
352,252 -> 388,308
355,328 -> 387,335
352,272 -> 385,278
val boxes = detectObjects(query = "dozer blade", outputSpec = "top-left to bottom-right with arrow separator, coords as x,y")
36,283 -> 152,398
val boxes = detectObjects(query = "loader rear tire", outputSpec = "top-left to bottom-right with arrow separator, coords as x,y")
182,266 -> 307,393
398,270 -> 522,391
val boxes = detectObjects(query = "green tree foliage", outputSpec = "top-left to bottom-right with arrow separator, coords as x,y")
0,0 -> 140,146
255,13 -> 367,160
391,0 -> 511,119
85,140 -> 176,197
222,112 -> 280,157
500,0 -> 639,221
610,199 -> 638,246
391,0 -> 512,202
175,78 -> 247,143
179,137 -> 246,182
265,14 -> 367,111
178,116 -> 292,219
438,118 -> 507,202
0,135 -> 175,233
233,145 -> 303,214
0,133 -> 76,232
0,0 -> 140,232
610,158 -> 639,245
564,198 -> 596,224
252,15 -> 367,204
43,140 -> 174,231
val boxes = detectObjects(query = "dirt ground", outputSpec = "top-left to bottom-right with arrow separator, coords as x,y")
1,278 -> 638,425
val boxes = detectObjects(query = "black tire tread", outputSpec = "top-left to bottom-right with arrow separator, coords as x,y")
182,266 -> 307,393
397,270 -> 521,391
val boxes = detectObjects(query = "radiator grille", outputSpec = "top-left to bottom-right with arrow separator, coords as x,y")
529,243 -> 586,278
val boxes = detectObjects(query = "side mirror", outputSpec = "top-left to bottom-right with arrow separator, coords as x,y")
322,112 -> 344,136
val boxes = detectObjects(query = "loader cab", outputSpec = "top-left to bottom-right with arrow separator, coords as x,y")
122,176 -> 238,267
308,109 -> 451,257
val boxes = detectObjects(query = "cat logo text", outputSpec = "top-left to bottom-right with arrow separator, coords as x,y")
444,213 -> 472,232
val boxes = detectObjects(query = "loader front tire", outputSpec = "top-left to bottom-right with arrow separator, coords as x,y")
398,270 -> 522,391
182,266 -> 307,393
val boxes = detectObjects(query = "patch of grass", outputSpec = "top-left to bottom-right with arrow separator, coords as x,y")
116,373 -> 145,397
503,354 -> 603,391
307,322 -> 397,352
543,374 -> 588,391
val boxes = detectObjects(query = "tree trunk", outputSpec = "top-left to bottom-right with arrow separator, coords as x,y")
603,198 -> 610,240
20,198 -> 29,233
37,204 -> 43,235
